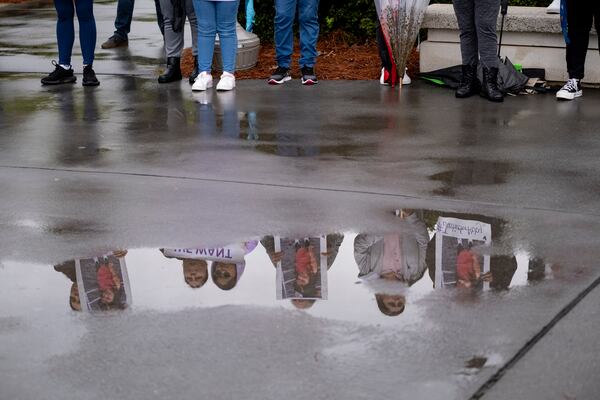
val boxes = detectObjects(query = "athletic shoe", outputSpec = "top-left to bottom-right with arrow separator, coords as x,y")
301,66 -> 318,85
556,78 -> 582,100
216,71 -> 236,91
268,66 -> 291,85
546,0 -> 560,14
41,61 -> 76,85
192,71 -> 213,91
101,35 -> 128,49
82,65 -> 100,86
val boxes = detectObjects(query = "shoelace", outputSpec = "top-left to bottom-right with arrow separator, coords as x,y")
563,79 -> 579,92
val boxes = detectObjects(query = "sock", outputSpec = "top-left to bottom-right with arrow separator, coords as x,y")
59,64 -> 71,70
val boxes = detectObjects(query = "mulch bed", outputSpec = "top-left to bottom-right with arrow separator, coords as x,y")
181,32 -> 420,81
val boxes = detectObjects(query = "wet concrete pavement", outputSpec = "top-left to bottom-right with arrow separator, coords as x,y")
2,4 -> 600,400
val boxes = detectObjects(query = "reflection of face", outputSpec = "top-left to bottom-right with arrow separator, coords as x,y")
291,299 -> 316,309
101,289 -> 115,304
213,263 -> 237,289
70,283 -> 81,311
376,294 -> 406,317
183,260 -> 208,288
296,272 -> 310,287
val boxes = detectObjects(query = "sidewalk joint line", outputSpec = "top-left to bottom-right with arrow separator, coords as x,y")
469,273 -> 600,399
1,164 -> 600,219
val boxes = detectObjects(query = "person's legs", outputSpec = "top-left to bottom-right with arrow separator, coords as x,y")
75,0 -> 96,66
215,0 -> 239,73
185,0 -> 199,57
158,0 -> 183,82
473,0 -> 499,69
54,0 -> 75,66
297,0 -> 319,68
42,0 -> 77,84
376,21 -> 392,72
191,0 -> 215,90
194,0 -> 217,72
453,0 -> 478,67
114,0 -> 134,39
565,0 -> 593,80
160,0 -> 184,58
274,0 -> 296,69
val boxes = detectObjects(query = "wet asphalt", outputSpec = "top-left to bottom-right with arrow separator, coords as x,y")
1,2 -> 600,400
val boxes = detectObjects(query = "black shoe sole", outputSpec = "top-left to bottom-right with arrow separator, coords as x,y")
41,77 -> 77,85
480,93 -> 504,102
82,80 -> 100,87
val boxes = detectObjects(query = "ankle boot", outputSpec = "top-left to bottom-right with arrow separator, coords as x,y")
481,67 -> 504,102
455,64 -> 480,98
189,56 -> 199,85
158,57 -> 182,83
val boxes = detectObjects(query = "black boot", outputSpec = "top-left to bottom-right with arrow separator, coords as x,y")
480,67 -> 504,102
455,64 -> 480,98
189,56 -> 199,85
158,57 -> 182,83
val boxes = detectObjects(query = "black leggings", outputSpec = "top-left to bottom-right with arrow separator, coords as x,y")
566,0 -> 600,79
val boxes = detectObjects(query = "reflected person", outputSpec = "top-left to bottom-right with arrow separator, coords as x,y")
354,209 -> 429,316
54,260 -> 81,311
262,234 -> 344,309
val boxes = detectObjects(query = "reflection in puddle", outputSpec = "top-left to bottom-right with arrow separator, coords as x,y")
1,207 -> 596,400
11,209 -> 580,319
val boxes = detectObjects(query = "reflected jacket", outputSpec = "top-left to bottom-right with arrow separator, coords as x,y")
354,214 -> 429,285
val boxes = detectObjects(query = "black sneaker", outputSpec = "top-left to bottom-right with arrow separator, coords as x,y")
101,35 -> 128,49
301,66 -> 318,85
41,61 -> 76,85
268,66 -> 291,85
556,78 -> 582,100
82,65 -> 100,87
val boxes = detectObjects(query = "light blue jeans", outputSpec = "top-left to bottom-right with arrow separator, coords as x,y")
193,0 -> 239,73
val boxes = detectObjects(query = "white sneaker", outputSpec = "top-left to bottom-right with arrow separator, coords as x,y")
546,0 -> 560,14
216,71 -> 236,91
556,78 -> 582,100
380,67 -> 411,85
192,71 -> 213,91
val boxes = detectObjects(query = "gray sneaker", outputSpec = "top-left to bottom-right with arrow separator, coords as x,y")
268,66 -> 291,85
101,35 -> 128,49
301,66 -> 318,85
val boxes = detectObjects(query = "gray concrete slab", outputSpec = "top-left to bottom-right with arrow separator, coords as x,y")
1,6 -> 600,400
483,277 -> 600,400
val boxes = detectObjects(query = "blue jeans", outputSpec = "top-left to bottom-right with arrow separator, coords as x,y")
54,0 -> 96,65
114,0 -> 164,39
193,0 -> 239,73
274,0 -> 319,68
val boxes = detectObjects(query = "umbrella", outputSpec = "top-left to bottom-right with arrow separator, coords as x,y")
375,0 -> 430,87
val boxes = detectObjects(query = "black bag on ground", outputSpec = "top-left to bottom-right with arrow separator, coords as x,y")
421,56 -> 529,95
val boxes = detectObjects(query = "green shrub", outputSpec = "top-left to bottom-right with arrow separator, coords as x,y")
240,0 -> 551,44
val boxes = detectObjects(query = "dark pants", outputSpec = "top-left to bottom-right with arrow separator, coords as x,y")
453,0 -> 500,69
376,21 -> 392,71
114,0 -> 165,39
565,0 -> 600,79
54,0 -> 96,65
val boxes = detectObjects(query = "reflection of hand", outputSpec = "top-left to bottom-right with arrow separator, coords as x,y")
481,271 -> 493,282
113,250 -> 128,258
269,251 -> 283,264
